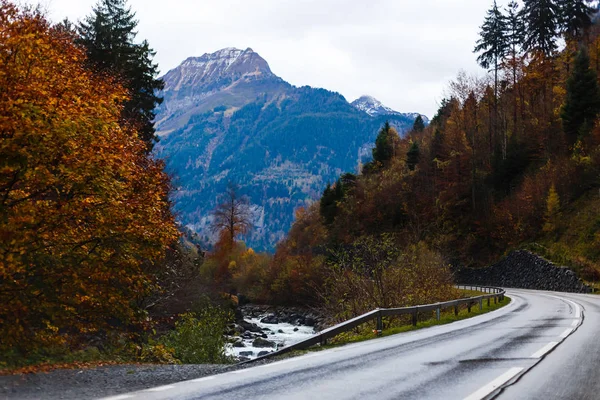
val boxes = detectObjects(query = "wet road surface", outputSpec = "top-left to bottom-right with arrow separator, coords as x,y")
100,289 -> 597,400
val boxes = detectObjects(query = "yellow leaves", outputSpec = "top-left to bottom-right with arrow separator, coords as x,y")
0,1 -> 177,355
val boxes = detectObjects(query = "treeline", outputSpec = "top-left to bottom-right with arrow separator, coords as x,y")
0,0 -> 192,366
261,0 -> 600,308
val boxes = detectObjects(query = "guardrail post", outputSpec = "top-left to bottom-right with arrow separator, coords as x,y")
454,305 -> 458,316
376,312 -> 383,336
479,298 -> 483,310
436,307 -> 441,321
412,310 -> 418,326
467,302 -> 472,313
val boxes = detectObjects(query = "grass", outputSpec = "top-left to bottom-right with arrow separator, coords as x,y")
275,292 -> 511,358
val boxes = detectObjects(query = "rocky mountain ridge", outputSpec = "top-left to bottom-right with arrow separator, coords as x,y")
154,48 -> 424,250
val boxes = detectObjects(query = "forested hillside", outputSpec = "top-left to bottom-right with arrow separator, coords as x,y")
250,0 -> 600,307
153,48 -> 423,251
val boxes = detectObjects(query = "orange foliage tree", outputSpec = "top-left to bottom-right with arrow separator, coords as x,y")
0,2 -> 177,354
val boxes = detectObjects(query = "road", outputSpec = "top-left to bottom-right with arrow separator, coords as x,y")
101,289 -> 600,400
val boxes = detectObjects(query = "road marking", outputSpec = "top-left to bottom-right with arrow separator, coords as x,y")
190,376 -> 216,383
530,341 -> 559,358
231,369 -> 250,374
463,367 -> 524,400
100,395 -> 134,400
559,328 -> 573,339
146,385 -> 175,392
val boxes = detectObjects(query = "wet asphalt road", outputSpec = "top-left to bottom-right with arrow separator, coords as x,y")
100,289 -> 598,400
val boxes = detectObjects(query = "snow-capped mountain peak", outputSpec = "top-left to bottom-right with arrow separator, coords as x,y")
351,95 -> 429,123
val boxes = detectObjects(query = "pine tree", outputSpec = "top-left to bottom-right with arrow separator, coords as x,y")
521,0 -> 561,57
505,1 -> 526,135
474,1 -> 508,158
78,0 -> 163,151
412,115 -> 425,133
372,121 -> 399,165
558,0 -> 595,40
406,141 -> 420,171
561,47 -> 600,145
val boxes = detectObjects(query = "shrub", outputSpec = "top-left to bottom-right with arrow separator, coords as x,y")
161,306 -> 232,364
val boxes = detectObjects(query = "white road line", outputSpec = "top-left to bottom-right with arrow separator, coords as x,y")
100,395 -> 134,400
146,385 -> 175,392
571,319 -> 579,327
559,328 -> 573,339
530,341 -> 559,358
190,376 -> 216,383
463,367 -> 524,400
230,369 -> 250,374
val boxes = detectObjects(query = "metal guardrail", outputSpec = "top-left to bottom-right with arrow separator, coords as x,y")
244,285 -> 505,363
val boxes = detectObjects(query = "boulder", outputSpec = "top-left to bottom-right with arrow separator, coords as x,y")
253,337 -> 276,348
257,351 -> 270,357
239,351 -> 253,357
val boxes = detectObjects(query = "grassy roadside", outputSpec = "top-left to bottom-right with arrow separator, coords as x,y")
276,292 -> 511,358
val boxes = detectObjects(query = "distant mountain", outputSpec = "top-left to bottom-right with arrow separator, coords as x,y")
351,95 -> 428,123
154,48 -> 424,251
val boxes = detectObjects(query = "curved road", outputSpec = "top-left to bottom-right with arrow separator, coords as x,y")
101,289 -> 600,400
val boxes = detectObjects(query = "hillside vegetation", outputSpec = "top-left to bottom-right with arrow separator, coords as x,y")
243,0 -> 600,311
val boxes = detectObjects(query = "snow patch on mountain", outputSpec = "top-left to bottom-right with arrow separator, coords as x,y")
351,95 -> 429,123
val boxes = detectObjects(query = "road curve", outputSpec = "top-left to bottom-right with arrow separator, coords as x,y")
100,289 -> 598,400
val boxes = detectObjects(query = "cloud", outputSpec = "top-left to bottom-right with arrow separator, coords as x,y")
43,0 -> 513,117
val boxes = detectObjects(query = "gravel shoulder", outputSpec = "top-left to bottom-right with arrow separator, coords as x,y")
0,363 -> 236,400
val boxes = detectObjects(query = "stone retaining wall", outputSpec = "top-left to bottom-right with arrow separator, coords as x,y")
455,250 -> 592,293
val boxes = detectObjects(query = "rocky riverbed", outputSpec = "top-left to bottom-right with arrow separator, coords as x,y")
226,305 -> 324,360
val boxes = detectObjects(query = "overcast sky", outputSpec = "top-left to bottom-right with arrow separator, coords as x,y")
40,0 -> 515,117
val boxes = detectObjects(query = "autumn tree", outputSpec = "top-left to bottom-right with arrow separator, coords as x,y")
211,183 -> 253,247
0,2 -> 177,355
78,0 -> 163,151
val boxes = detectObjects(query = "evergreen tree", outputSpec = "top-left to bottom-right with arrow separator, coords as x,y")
78,0 -> 163,151
558,0 -> 595,40
412,115 -> 425,133
474,2 -> 507,158
561,47 -> 600,144
406,141 -> 420,171
474,1 -> 509,91
521,0 -> 561,57
505,1 -> 526,133
372,121 -> 399,165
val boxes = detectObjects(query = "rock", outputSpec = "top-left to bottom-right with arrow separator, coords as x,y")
277,329 -> 284,334
253,337 -> 276,348
305,317 -> 316,326
239,320 -> 262,333
238,356 -> 250,362
261,333 -> 268,338
293,327 -> 299,332
232,341 -> 246,348
239,351 -> 253,357
257,351 -> 270,357
456,250 -> 593,293
260,314 -> 279,324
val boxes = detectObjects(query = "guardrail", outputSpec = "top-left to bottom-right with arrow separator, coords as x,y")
244,285 -> 505,363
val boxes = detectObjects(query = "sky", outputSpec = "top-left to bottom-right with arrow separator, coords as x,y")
40,0 -> 516,118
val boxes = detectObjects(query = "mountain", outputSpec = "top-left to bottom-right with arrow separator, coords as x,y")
351,95 -> 428,123
154,48 -> 424,251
